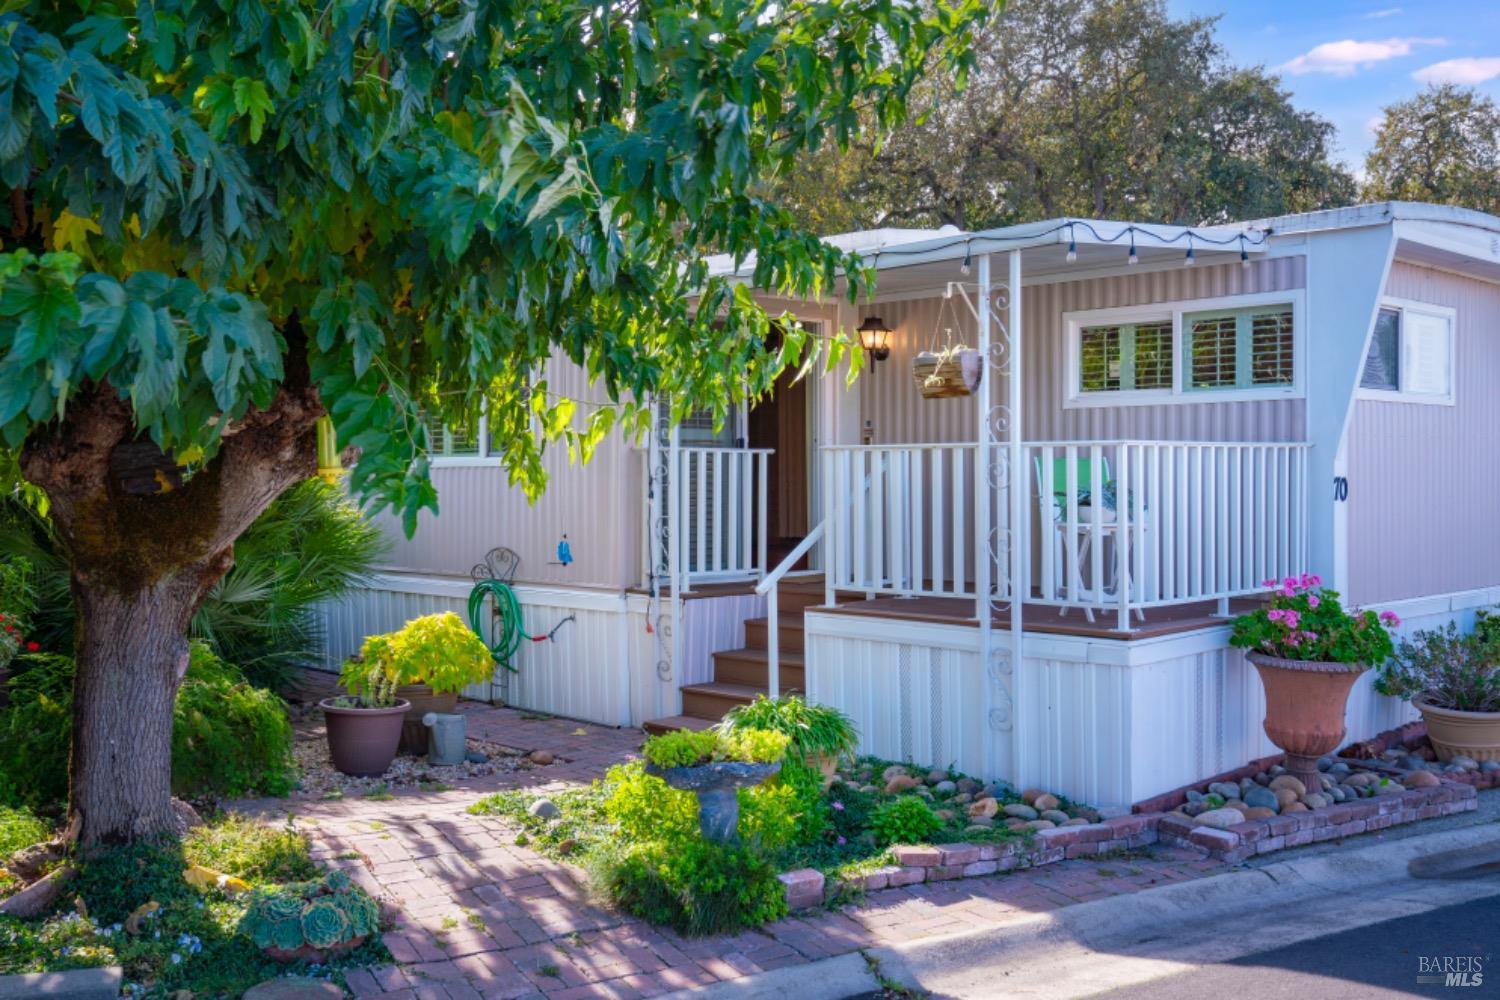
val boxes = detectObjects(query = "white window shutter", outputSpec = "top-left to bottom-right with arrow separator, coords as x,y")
1401,310 -> 1452,396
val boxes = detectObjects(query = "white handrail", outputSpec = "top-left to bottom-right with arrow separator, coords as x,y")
754,523 -> 824,701
753,464 -> 878,700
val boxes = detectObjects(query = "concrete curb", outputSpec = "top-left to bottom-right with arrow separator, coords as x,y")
0,966 -> 122,999
656,952 -> 877,1000
669,823 -> 1500,1000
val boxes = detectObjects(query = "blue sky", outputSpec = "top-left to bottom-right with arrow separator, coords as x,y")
1166,0 -> 1500,176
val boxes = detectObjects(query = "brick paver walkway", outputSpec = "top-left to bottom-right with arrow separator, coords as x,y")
239,704 -> 1227,999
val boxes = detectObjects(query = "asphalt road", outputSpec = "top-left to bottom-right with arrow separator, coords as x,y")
1098,892 -> 1500,1000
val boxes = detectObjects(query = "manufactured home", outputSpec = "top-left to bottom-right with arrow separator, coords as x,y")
317,201 -> 1500,810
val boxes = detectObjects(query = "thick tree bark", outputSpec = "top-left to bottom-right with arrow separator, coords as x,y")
21,381 -> 321,845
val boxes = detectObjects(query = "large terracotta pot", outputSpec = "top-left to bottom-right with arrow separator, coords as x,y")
1249,653 -> 1364,796
396,684 -> 458,755
1416,695 -> 1500,763
321,698 -> 409,777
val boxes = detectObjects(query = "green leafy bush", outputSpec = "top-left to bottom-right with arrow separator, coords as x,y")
239,870 -> 381,956
642,727 -> 790,768
720,695 -> 859,761
0,805 -> 48,860
0,653 -> 73,809
359,611 -> 495,695
870,795 -> 942,846
0,644 -> 294,810
173,646 -> 296,799
586,838 -> 788,935
0,805 -> 49,894
1376,617 -> 1500,712
602,763 -> 697,843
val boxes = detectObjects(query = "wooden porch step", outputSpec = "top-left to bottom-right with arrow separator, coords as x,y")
712,647 -> 805,690
642,714 -> 718,735
679,681 -> 764,719
743,615 -> 805,653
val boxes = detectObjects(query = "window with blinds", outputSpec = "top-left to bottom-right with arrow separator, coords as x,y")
422,411 -> 489,459
1184,305 -> 1295,392
1078,320 -> 1172,393
1360,302 -> 1454,402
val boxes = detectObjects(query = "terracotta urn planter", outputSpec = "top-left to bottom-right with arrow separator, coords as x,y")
1249,653 -> 1364,795
321,697 -> 410,777
1415,695 -> 1500,763
644,759 -> 782,844
263,935 -> 367,964
395,683 -> 458,755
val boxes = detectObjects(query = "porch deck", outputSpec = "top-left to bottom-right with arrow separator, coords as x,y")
820,594 -> 1261,641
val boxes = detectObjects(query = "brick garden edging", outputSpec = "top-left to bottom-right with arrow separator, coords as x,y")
1155,780 -> 1477,863
774,778 -> 1477,910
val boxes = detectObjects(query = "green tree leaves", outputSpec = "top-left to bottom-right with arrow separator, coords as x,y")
1,0 -> 992,531
1363,85 -> 1500,214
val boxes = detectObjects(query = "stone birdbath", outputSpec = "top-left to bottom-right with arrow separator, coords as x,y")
645,759 -> 782,844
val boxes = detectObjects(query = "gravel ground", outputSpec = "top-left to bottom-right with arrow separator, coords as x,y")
285,714 -> 532,801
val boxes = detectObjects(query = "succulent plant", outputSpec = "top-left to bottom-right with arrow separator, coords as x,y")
240,870 -> 380,958
301,899 -> 353,949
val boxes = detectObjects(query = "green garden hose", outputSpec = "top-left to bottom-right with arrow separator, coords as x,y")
468,578 -> 527,672
467,577 -> 576,672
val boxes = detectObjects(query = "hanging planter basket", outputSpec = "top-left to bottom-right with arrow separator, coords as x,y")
912,348 -> 982,399
912,294 -> 982,399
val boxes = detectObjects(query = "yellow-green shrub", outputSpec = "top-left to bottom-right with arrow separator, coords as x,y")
357,612 -> 494,694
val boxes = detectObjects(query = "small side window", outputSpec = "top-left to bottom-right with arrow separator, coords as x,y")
1360,302 -> 1454,403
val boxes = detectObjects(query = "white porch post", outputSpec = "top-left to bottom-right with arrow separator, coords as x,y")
1008,250 -> 1024,653
975,254 -> 993,626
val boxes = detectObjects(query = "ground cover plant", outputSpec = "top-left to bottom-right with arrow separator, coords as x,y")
0,815 -> 386,996
472,737 -> 1094,931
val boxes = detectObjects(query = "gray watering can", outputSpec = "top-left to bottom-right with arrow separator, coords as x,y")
422,712 -> 467,766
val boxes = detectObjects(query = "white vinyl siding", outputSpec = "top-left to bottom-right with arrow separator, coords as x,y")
1359,299 -> 1455,405
1064,290 -> 1304,408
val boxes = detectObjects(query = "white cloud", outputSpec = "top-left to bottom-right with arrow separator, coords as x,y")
1413,57 -> 1500,85
1279,37 -> 1445,76
1364,7 -> 1402,18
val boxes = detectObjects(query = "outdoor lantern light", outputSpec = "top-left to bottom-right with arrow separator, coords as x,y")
857,316 -> 893,361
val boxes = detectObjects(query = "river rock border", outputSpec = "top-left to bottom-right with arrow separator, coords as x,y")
774,776 -> 1476,910
1154,779 -> 1476,863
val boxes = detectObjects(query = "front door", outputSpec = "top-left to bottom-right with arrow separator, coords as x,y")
749,345 -> 811,569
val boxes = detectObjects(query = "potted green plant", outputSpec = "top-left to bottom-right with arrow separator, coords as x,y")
718,695 -> 858,785
240,869 -> 381,963
1230,574 -> 1397,795
359,611 -> 496,754
324,660 -> 409,777
642,728 -> 788,844
1376,613 -> 1500,763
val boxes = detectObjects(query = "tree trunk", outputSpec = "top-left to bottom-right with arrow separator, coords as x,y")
22,381 -> 321,845
68,585 -> 198,841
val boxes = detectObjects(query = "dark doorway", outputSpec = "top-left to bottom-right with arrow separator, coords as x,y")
749,350 -> 810,569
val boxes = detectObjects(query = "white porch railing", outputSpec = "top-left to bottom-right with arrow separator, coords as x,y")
822,443 -> 977,598
1031,441 -> 1309,617
821,440 -> 1310,625
655,446 -> 771,585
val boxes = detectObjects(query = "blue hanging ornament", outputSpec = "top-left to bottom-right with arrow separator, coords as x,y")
556,536 -> 573,566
